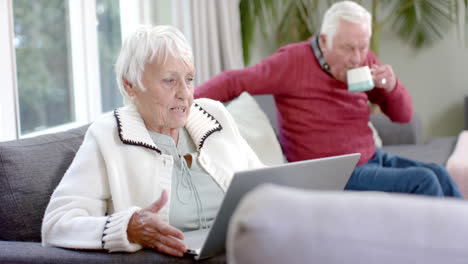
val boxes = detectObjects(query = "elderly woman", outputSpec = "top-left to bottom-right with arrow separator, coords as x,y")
41,25 -> 263,257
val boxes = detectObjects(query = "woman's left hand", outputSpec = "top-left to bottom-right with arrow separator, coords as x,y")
127,190 -> 187,257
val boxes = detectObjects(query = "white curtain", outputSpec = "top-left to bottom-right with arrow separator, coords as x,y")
172,0 -> 245,86
120,0 -> 155,40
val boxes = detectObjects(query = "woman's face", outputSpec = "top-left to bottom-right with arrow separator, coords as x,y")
129,56 -> 195,135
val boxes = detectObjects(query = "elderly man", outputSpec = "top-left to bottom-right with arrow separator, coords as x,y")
195,1 -> 462,198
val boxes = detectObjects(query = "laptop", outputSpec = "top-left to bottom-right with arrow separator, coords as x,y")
183,153 -> 360,260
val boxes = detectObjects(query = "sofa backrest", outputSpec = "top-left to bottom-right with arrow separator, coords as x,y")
252,95 -> 279,135
0,125 -> 88,242
370,113 -> 422,145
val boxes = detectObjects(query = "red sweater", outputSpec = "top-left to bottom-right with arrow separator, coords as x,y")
195,40 -> 412,165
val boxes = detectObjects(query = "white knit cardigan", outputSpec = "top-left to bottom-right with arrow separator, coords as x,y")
41,98 -> 263,252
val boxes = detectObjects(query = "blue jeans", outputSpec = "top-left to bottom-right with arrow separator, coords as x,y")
345,149 -> 463,198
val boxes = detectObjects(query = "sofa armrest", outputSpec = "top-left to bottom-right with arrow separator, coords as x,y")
228,184 -> 468,264
370,113 -> 422,145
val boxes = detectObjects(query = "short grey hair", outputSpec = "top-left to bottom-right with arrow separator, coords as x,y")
320,1 -> 372,49
115,25 -> 194,105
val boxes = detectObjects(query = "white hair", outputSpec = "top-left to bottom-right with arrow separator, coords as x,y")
320,1 -> 372,49
115,25 -> 194,105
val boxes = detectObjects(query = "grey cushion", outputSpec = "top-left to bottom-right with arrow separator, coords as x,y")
370,113 -> 422,145
252,95 -> 278,135
382,136 -> 457,165
0,125 -> 88,242
228,184 -> 468,264
0,241 -> 225,264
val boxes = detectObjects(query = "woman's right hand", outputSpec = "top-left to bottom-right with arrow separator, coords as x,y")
127,190 -> 187,257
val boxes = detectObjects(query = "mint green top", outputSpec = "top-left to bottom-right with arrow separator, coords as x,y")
149,128 -> 224,232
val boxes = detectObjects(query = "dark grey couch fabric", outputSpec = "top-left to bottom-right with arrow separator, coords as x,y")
382,137 -> 457,165
0,125 -> 88,242
0,241 -> 225,264
370,115 -> 457,165
370,113 -> 422,145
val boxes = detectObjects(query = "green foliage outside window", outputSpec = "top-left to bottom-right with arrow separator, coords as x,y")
13,0 -> 122,134
97,0 -> 122,112
13,0 -> 73,134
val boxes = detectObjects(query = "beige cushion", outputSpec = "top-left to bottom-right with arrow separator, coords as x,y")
225,92 -> 284,165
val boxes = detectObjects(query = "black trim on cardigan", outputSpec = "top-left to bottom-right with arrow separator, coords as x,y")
114,110 -> 162,154
101,216 -> 111,249
193,103 -> 223,149
114,104 -> 223,153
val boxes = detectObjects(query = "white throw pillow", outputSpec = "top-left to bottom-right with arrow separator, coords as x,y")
368,121 -> 383,148
225,92 -> 284,166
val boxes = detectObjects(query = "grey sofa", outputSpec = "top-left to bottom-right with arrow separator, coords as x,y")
0,95 -> 461,263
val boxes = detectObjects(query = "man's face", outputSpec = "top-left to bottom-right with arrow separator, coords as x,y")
320,19 -> 370,82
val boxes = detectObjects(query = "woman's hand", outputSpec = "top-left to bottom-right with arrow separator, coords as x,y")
127,190 -> 187,257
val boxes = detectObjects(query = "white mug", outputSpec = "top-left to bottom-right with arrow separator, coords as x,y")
347,66 -> 374,93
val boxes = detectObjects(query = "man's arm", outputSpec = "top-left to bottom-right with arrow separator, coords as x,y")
194,45 -> 299,101
366,52 -> 413,123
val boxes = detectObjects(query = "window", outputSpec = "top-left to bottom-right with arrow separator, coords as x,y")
97,0 -> 122,112
0,0 -> 179,141
1,0 -> 128,140
13,0 -> 74,134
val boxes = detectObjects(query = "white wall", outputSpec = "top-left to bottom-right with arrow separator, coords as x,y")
379,28 -> 468,141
